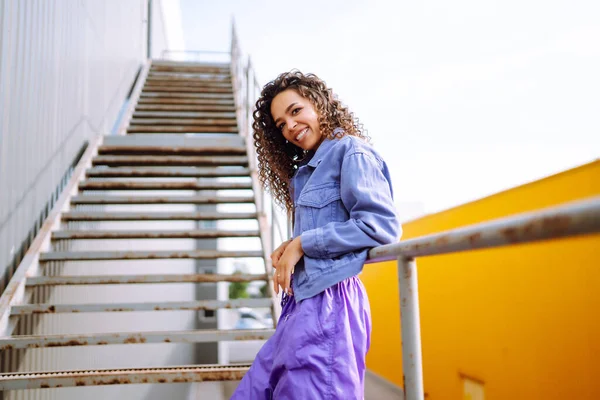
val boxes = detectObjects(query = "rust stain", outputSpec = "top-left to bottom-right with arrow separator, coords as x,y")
40,384 -> 50,388
234,334 -> 268,341
75,380 -> 86,386
403,264 -> 411,280
434,235 -> 450,247
541,215 -> 571,234
501,227 -> 519,243
1,344 -> 14,351
48,305 -> 56,313
98,341 -> 108,345
164,339 -> 171,343
467,232 -> 482,245
523,222 -> 535,237
123,335 -> 146,344
46,340 -> 88,347
158,378 -> 166,383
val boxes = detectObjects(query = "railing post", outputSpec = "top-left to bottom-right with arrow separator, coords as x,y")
397,256 -> 424,400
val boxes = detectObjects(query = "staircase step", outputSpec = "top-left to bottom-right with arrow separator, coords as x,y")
152,60 -> 230,68
11,298 -> 271,314
127,125 -> 238,133
92,155 -> 248,167
137,97 -> 234,105
27,273 -> 267,285
0,364 -> 251,390
39,249 -> 262,262
79,180 -> 252,191
52,229 -> 259,240
70,194 -> 254,204
86,167 -> 250,178
99,134 -> 245,155
132,111 -> 237,119
141,92 -> 233,99
61,211 -> 256,221
148,71 -> 231,80
145,79 -> 232,88
135,104 -> 235,112
143,85 -> 232,93
130,118 -> 237,126
0,328 -> 274,350
150,65 -> 230,74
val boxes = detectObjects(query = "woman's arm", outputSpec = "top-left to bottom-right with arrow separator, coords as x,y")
301,151 -> 401,259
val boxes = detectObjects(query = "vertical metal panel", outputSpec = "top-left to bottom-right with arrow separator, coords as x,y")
0,0 -> 149,289
0,1 -> 171,399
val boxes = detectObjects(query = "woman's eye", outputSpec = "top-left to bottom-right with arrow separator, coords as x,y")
278,123 -> 285,131
292,107 -> 301,115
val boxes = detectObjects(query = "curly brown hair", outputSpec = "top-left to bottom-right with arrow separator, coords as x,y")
252,70 -> 369,213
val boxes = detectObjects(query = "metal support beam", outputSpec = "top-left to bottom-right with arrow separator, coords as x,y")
398,256 -> 424,400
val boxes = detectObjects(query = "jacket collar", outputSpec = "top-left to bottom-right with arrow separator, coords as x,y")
306,128 -> 344,168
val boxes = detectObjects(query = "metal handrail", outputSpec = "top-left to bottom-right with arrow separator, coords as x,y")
366,195 -> 600,400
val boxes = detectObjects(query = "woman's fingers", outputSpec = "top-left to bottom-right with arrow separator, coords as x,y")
281,264 -> 292,295
272,271 -> 279,295
270,240 -> 292,268
271,250 -> 281,267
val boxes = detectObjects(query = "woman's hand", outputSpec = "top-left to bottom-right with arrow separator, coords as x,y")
270,239 -> 292,268
273,237 -> 304,295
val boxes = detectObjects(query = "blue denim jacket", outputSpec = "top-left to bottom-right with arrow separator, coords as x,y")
290,133 -> 402,301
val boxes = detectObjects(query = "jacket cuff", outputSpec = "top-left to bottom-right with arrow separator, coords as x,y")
301,228 -> 326,258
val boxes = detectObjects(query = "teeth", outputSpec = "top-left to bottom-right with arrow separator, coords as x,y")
296,128 -> 309,141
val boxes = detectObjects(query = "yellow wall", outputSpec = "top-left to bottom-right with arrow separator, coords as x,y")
362,160 -> 600,400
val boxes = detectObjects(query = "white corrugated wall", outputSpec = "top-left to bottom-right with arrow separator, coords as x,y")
0,1 -> 206,399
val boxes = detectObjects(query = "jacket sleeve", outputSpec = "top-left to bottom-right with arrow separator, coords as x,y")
300,151 -> 402,259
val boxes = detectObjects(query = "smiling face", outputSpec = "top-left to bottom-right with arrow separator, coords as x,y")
270,89 -> 324,151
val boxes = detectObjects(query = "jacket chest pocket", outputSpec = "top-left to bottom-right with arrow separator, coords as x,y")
296,183 -> 343,232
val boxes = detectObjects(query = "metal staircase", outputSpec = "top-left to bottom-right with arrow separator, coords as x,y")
0,58 -> 280,394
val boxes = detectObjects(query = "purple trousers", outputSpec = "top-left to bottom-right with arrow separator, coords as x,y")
231,276 -> 371,400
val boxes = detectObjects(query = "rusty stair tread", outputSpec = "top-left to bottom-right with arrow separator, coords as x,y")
141,91 -> 233,99
137,98 -> 234,105
0,328 -> 274,350
129,118 -> 237,126
78,180 -> 252,190
150,65 -> 230,73
26,273 -> 267,285
144,80 -> 232,87
143,84 -> 232,92
135,104 -> 235,111
70,194 -> 255,204
152,60 -> 230,67
99,134 -> 245,153
52,229 -> 260,239
132,111 -> 236,118
130,117 -> 237,125
61,211 -> 257,221
127,126 -> 238,133
86,166 -> 250,177
11,298 -> 272,314
39,249 -> 263,261
147,72 -> 231,81
92,155 -> 248,166
142,85 -> 232,93
0,363 -> 252,390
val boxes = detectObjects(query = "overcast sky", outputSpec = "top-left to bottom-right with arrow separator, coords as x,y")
165,0 -> 599,221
